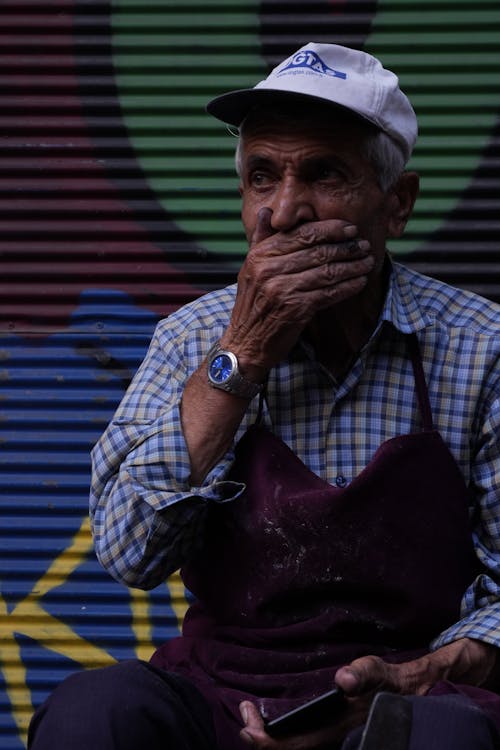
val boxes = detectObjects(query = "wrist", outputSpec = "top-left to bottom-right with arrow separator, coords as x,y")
206,341 -> 266,400
433,638 -> 499,688
216,337 -> 270,383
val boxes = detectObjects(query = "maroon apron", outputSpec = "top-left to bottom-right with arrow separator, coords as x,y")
151,334 -> 495,748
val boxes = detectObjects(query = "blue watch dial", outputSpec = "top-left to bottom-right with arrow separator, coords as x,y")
210,353 -> 233,383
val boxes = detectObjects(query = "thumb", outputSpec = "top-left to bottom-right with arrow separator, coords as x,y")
250,207 -> 274,247
336,656 -> 392,696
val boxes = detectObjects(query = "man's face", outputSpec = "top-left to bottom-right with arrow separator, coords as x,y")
239,113 -> 403,272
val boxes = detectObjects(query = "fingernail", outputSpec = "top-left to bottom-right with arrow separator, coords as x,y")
344,224 -> 358,237
241,704 -> 248,723
342,668 -> 361,690
358,239 -> 370,251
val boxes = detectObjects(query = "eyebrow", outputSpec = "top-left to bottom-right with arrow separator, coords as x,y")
244,154 -> 276,173
244,152 -> 351,178
301,155 -> 345,172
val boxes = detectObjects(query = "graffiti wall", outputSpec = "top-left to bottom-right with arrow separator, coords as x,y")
1,0 -> 499,746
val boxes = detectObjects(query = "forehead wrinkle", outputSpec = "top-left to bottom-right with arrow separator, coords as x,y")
245,153 -> 275,171
242,123 -> 361,161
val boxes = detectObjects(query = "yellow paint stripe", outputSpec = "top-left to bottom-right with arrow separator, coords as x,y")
0,592 -> 32,747
31,517 -> 93,598
130,588 -> 154,661
0,518 -> 191,747
166,571 -> 189,631
8,602 -> 115,667
0,516 -> 114,746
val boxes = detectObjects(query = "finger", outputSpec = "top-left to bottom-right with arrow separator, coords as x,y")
300,253 -> 375,290
335,656 -> 393,696
251,207 -> 275,247
240,701 -> 271,737
262,255 -> 375,300
252,218 -> 359,258
240,701 -> 263,728
294,219 -> 358,249
252,275 -> 371,325
336,655 -> 430,697
261,239 -> 371,279
239,701 -> 274,747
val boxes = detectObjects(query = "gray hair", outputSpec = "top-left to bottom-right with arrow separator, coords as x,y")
361,130 -> 406,192
234,115 -> 406,193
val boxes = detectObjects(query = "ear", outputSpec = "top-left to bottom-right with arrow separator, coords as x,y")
387,171 -> 420,238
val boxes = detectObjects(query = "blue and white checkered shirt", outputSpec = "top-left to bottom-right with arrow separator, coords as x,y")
90,260 -> 500,651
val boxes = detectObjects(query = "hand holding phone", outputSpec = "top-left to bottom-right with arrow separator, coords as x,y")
264,686 -> 346,738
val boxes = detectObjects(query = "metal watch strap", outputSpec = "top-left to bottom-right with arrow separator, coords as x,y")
207,342 -> 263,399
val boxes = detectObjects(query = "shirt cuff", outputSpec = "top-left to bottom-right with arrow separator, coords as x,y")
430,603 -> 500,650
122,402 -> 248,511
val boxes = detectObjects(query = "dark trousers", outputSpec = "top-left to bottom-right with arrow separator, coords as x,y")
28,661 -> 216,750
28,659 -> 499,750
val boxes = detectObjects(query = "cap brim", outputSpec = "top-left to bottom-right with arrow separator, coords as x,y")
206,88 -> 367,128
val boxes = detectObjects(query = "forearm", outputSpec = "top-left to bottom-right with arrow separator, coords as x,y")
180,346 -> 268,486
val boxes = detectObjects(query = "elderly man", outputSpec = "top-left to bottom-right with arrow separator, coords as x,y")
29,43 -> 500,750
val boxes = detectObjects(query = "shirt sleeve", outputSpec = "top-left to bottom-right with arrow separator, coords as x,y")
431,362 -> 500,650
89,323 -> 246,590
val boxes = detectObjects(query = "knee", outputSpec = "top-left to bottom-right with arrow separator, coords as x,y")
28,660 -> 215,750
28,660 -> 150,746
52,661 -> 143,710
88,660 -> 162,710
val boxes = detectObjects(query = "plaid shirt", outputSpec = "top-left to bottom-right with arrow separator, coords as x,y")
90,260 -> 500,651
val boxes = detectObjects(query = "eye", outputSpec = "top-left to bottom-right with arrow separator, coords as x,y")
315,163 -> 342,182
319,166 -> 337,179
248,170 -> 274,189
304,159 -> 344,183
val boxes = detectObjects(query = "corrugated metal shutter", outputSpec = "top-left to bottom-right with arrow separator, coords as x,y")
0,1 -> 498,746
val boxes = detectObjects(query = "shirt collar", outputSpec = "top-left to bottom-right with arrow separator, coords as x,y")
380,259 -> 434,335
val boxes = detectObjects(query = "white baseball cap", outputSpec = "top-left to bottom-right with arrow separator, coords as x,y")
207,42 -> 418,161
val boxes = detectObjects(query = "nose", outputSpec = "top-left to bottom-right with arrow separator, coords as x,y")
269,176 -> 316,232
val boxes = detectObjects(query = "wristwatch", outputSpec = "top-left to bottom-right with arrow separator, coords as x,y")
207,342 -> 263,399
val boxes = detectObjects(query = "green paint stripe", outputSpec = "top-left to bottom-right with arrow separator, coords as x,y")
112,0 -> 500,256
366,0 -> 500,254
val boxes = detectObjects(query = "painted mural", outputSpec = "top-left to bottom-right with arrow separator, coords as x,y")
0,0 -> 499,746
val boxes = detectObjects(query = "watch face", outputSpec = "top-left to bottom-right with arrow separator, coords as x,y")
209,353 -> 234,384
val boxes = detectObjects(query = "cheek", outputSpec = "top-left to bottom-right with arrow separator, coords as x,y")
349,193 -> 391,234
315,187 -> 367,222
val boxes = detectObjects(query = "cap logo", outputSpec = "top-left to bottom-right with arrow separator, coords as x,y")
278,49 -> 347,80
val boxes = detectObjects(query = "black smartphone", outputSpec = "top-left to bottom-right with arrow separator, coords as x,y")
264,686 -> 346,738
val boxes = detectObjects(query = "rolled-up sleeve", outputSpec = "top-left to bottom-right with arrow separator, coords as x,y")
432,364 -> 500,650
89,320 -> 246,589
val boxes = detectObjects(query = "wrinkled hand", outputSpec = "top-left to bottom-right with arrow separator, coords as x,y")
239,698 -> 369,750
238,639 -> 499,749
221,208 -> 375,375
335,638 -> 499,698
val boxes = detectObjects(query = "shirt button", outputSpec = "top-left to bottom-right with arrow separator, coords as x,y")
335,474 -> 348,488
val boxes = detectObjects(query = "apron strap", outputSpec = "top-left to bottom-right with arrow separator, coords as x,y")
407,333 -> 435,432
